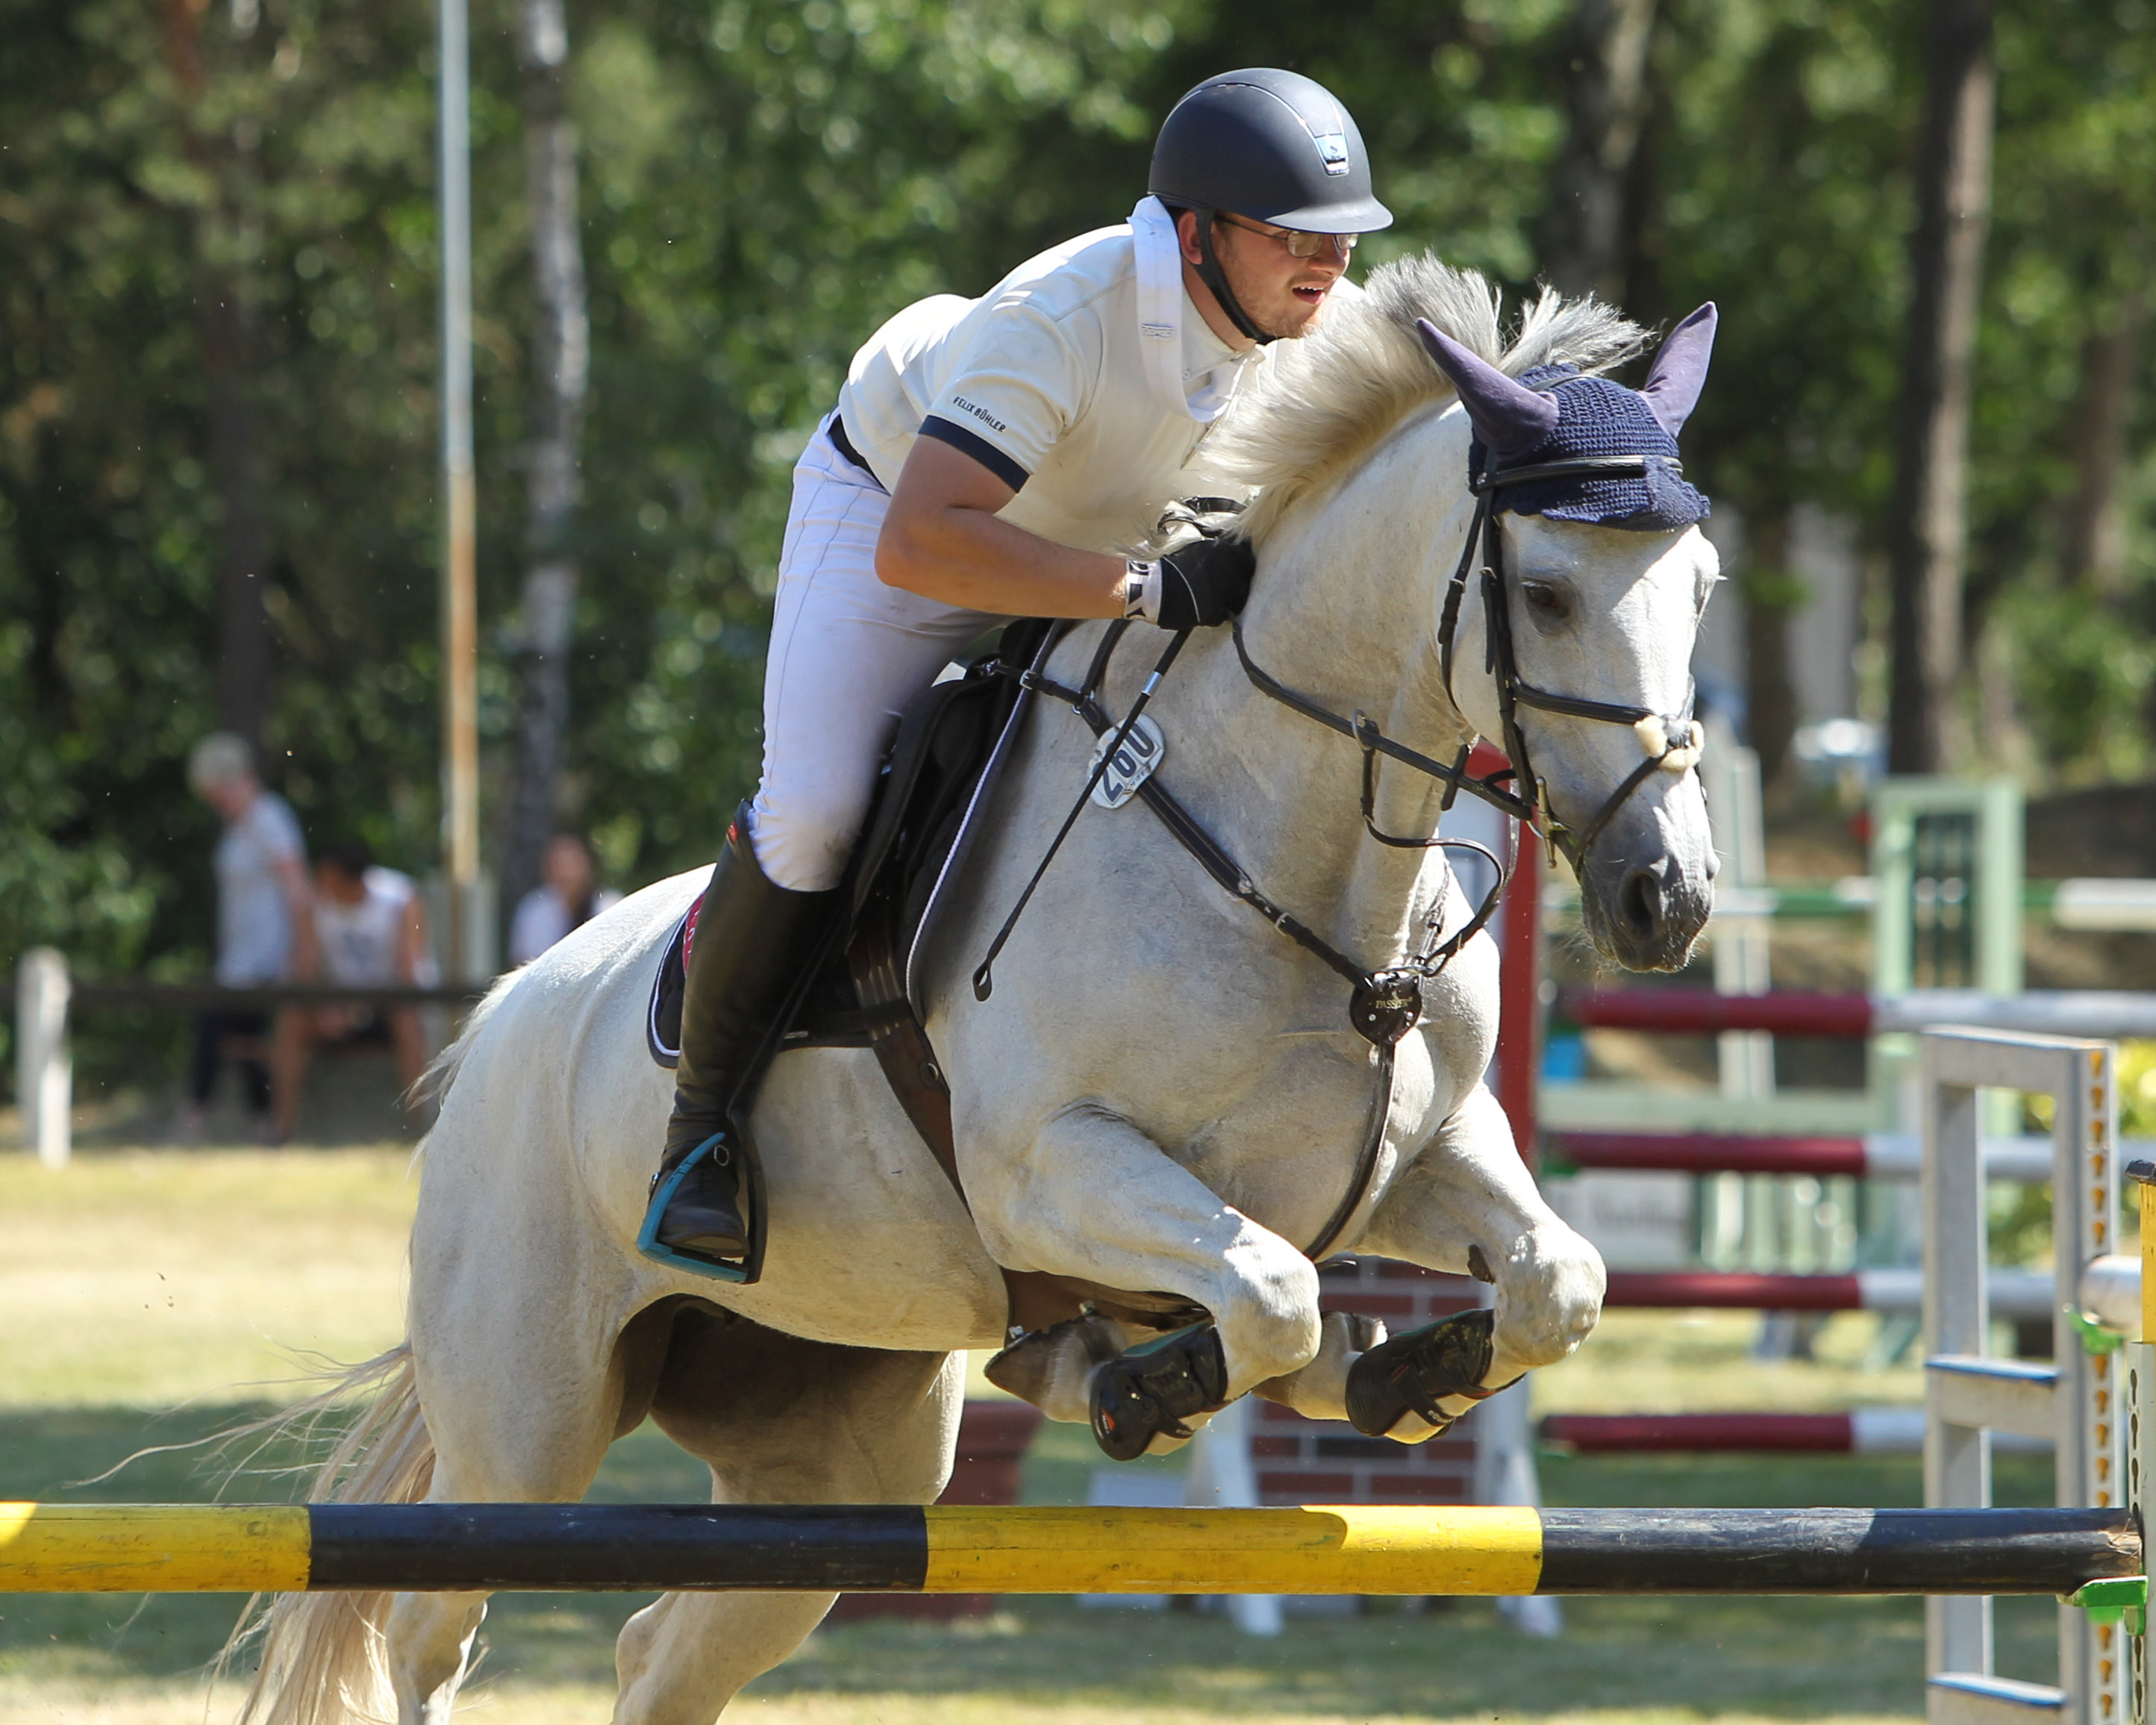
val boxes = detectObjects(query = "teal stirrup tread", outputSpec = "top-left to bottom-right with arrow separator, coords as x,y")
636,1137 -> 752,1282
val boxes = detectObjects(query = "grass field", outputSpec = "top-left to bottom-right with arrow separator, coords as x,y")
0,1147 -> 2065,1724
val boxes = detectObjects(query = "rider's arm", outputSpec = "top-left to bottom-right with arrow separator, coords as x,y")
875,437 -> 1127,619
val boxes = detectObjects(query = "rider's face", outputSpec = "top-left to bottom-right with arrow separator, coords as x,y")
1180,211 -> 1351,345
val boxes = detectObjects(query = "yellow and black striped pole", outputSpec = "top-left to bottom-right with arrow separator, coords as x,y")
0,1503 -> 2136,1597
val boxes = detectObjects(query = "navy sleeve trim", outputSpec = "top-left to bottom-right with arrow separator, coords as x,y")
917,415 -> 1030,493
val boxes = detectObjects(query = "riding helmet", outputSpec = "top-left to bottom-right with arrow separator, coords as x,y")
1149,69 -> 1391,343
1149,69 -> 1393,235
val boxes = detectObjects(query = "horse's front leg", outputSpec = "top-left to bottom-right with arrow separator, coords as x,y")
966,1099 -> 1322,1451
1304,1083 -> 1604,1439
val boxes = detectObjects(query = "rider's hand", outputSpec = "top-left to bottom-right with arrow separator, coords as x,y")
1124,535 -> 1257,631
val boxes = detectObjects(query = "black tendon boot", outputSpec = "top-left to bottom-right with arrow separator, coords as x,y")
638,806 -> 837,1277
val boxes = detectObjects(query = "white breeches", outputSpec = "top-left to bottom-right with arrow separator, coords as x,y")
747,422 -> 1004,893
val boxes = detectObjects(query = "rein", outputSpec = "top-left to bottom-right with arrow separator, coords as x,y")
968,445 -> 1706,1267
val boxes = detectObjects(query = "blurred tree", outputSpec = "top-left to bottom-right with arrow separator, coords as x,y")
1545,0 -> 1660,302
1643,0 -> 1912,778
1971,0 -> 2156,780
10,0 -> 2156,1110
1,0 -> 449,1031
162,0 -> 278,751
2059,293 -> 2144,599
1887,0 -> 1994,774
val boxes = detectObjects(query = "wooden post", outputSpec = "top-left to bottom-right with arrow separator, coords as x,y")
437,0 -> 481,982
14,949 -> 71,1168
503,0 -> 590,917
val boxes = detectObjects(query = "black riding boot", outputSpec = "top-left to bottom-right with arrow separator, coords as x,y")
638,806 -> 837,1276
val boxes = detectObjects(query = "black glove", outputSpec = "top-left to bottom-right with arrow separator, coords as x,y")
1139,534 -> 1256,631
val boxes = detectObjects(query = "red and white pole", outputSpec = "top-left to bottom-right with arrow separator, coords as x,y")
1476,740 -> 1541,1171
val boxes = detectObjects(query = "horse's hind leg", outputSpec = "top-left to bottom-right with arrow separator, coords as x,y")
383,1383 -> 622,1724
385,1283 -> 667,1723
612,1310 -> 961,1725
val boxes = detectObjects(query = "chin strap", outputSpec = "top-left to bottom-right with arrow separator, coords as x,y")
1193,210 -> 1276,346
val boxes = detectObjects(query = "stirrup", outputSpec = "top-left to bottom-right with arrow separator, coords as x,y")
637,1135 -> 752,1282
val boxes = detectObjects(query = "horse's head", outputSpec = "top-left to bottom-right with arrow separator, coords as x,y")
1420,308 -> 1721,972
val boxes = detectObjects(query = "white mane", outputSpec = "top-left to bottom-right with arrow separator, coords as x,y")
1210,255 -> 1652,540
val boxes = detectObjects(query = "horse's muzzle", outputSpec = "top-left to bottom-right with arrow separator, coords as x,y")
1580,846 -> 1713,973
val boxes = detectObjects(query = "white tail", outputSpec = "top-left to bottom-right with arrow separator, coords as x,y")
219,972 -> 519,1722
219,1344 -> 436,1725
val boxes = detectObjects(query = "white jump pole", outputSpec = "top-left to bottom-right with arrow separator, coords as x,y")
1480,1377 -> 1564,1638
15,948 -> 71,1167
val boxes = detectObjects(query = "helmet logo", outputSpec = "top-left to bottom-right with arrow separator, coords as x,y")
1312,131 -> 1350,176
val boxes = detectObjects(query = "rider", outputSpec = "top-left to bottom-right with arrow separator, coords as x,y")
642,68 -> 1394,1276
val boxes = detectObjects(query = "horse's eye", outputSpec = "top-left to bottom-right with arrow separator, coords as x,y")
1521,581 -> 1570,620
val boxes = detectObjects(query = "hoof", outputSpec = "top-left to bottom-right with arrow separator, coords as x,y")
984,1311 -> 1125,1423
1345,1307 -> 1502,1440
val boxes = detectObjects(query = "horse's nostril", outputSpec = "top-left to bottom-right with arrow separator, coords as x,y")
1620,867 -> 1663,939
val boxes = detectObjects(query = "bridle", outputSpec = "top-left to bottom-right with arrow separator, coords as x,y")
1241,448 -> 1705,880
1452,449 -> 1704,861
970,440 -> 1707,1263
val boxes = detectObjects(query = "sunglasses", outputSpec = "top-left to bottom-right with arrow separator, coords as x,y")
1213,212 -> 1358,260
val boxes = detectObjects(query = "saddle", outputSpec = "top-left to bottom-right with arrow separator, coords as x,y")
646,619 -> 1202,1337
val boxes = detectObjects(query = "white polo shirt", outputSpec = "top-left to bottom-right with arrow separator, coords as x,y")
834,197 -> 1289,557
313,867 -> 438,988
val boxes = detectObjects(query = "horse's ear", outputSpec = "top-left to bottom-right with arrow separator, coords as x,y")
1639,303 -> 1717,438
1416,319 -> 1559,456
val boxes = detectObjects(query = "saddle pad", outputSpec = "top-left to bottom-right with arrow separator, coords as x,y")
644,907 -> 693,1070
643,891 -> 876,1069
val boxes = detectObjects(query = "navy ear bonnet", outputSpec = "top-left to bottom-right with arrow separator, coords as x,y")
1472,365 -> 1710,532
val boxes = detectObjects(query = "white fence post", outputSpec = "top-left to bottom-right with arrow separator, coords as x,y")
1184,1398 -> 1283,1637
15,948 -> 72,1167
1477,1378 -> 1563,1638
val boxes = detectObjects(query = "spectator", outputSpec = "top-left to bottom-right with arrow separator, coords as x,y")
180,732 -> 312,1143
508,832 -> 622,966
272,840 -> 436,1140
